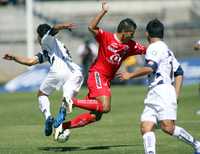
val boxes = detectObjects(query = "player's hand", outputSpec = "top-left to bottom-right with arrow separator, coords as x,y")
102,0 -> 109,12
2,53 -> 15,60
117,72 -> 132,81
63,23 -> 77,31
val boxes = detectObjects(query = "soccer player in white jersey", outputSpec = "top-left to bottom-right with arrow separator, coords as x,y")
118,19 -> 200,154
3,23 -> 84,137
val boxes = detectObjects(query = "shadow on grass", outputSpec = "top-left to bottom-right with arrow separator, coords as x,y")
38,144 -> 139,152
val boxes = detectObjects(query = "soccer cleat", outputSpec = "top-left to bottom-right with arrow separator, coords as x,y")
54,106 -> 66,128
194,140 -> 200,154
44,116 -> 54,136
53,123 -> 71,142
63,96 -> 73,113
195,147 -> 200,154
53,123 -> 63,140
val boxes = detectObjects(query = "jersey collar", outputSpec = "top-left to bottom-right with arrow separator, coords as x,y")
114,33 -> 122,43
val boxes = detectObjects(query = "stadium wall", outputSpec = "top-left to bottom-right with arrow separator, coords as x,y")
0,0 -> 200,83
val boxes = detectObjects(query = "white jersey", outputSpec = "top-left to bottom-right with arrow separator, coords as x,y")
38,30 -> 84,96
40,31 -> 82,75
145,41 -> 180,88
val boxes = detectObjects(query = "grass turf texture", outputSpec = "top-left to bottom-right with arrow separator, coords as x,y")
0,85 -> 199,154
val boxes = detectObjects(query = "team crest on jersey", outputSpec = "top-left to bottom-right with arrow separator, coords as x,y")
107,43 -> 129,54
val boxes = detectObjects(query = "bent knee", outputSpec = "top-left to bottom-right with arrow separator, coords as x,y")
140,122 -> 155,135
96,96 -> 111,113
161,124 -> 175,135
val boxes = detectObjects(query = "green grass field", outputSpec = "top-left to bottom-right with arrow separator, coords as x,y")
0,85 -> 199,154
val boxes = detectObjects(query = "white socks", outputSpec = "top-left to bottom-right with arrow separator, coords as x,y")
173,126 -> 200,151
143,126 -> 200,154
143,132 -> 156,154
38,95 -> 51,120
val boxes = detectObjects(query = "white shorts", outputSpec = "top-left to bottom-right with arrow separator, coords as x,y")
141,84 -> 177,124
40,71 -> 83,98
62,73 -> 84,98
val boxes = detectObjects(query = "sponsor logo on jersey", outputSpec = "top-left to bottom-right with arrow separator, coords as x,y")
94,72 -> 102,89
107,54 -> 121,65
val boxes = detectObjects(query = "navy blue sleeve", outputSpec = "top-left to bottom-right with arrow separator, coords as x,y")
35,50 -> 50,64
144,59 -> 158,72
174,65 -> 184,77
35,52 -> 44,63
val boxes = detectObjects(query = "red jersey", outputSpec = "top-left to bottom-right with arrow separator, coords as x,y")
89,29 -> 146,80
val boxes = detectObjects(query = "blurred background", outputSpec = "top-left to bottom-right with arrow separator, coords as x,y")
0,2 -> 200,153
0,0 -> 200,92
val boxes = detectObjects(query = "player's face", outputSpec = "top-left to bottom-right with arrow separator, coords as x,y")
121,31 -> 135,43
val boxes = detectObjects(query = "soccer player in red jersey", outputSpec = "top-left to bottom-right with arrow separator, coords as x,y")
54,1 -> 146,136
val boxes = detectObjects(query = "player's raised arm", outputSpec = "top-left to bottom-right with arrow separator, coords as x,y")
48,22 -> 76,36
53,23 -> 76,32
2,53 -> 39,66
88,0 -> 109,36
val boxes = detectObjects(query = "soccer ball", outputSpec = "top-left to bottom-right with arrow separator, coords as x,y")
54,124 -> 70,143
57,129 -> 70,143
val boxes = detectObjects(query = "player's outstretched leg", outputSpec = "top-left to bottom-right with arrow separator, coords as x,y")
38,94 -> 54,136
62,112 -> 97,129
54,97 -> 72,128
172,126 -> 200,154
54,106 -> 66,128
71,97 -> 103,112
60,96 -> 110,129
44,116 -> 54,136
143,131 -> 156,154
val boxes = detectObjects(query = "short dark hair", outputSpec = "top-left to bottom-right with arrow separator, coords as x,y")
37,24 -> 52,38
146,19 -> 164,38
117,18 -> 137,33
37,23 -> 58,38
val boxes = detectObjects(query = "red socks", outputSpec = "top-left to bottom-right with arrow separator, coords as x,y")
62,98 -> 104,129
72,97 -> 103,112
62,113 -> 96,129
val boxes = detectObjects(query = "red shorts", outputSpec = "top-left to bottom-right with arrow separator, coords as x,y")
87,71 -> 111,98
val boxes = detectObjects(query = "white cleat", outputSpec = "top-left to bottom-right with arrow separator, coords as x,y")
54,124 -> 63,141
63,96 -> 73,114
53,123 -> 71,143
